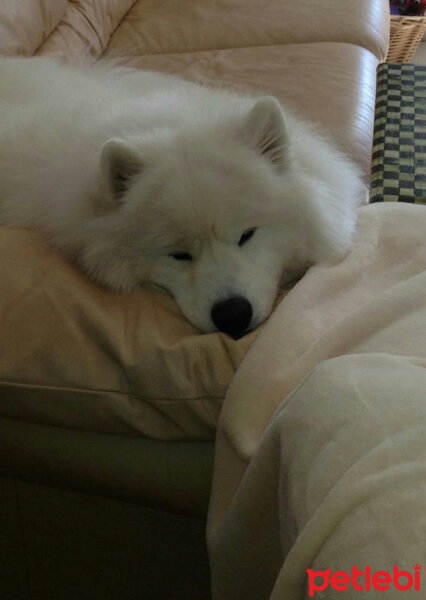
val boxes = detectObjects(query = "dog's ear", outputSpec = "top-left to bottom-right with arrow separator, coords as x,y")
101,139 -> 144,204
243,97 -> 287,171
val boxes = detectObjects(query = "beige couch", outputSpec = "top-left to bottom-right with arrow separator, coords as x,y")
0,1 -> 389,599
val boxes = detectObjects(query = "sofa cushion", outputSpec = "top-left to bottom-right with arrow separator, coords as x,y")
0,228 -> 263,441
106,0 -> 389,61
0,418 -> 214,515
111,42 -> 378,180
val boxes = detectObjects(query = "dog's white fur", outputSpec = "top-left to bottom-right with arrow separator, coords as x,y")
0,57 -> 365,336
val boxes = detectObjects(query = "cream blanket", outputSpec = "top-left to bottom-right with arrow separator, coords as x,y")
208,203 -> 426,599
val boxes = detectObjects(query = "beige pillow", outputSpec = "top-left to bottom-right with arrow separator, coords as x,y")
0,227 -> 264,441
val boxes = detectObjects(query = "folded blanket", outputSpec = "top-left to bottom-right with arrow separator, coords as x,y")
208,203 -> 426,599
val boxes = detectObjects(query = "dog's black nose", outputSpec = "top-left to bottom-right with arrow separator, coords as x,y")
211,296 -> 253,339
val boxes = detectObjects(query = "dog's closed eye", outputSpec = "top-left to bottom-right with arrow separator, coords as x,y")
238,228 -> 257,246
169,251 -> 193,261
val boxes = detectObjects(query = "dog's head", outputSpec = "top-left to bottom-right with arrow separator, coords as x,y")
80,97 -> 358,338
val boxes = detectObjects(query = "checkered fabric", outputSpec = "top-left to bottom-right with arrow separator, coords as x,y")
370,63 -> 426,204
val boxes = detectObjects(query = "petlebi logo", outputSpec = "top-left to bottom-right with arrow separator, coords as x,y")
307,564 -> 421,596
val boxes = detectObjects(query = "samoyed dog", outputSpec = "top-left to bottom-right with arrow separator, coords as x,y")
0,57 -> 365,338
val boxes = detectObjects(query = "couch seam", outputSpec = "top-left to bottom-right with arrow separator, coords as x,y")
105,0 -> 138,52
105,41 -> 380,63
0,379 -> 224,403
0,413 -> 213,442
71,2 -> 104,51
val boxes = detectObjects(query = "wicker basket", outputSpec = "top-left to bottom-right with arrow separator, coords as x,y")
386,16 -> 426,63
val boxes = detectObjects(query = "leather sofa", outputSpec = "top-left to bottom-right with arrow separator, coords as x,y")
0,1 -> 389,599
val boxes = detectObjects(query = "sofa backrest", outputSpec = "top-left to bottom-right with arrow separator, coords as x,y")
0,0 -> 136,60
0,0 -> 389,63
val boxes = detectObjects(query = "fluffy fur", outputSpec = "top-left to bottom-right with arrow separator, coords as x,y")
0,57 -> 365,337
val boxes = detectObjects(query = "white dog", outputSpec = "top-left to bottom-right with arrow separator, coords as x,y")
0,57 -> 365,338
